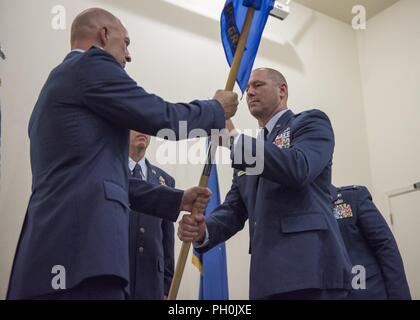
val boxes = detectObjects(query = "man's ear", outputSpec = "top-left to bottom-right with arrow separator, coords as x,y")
99,27 -> 108,47
279,83 -> 288,98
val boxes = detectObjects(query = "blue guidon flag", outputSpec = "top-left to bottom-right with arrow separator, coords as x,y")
221,0 -> 275,92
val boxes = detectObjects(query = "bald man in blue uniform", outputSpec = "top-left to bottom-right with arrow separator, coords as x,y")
7,8 -> 238,300
179,68 -> 352,300
332,185 -> 411,300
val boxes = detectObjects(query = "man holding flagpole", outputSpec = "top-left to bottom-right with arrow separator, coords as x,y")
179,68 -> 352,300
7,7 -> 238,300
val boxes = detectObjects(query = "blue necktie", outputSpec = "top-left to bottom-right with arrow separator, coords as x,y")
132,163 -> 143,180
263,127 -> 269,141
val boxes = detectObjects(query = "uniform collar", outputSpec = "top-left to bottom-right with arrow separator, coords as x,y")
71,49 -> 85,53
64,46 -> 104,60
262,108 -> 290,135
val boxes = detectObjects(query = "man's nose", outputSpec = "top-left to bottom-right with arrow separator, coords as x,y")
126,51 -> 132,63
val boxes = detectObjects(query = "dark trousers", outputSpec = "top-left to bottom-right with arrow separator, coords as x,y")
266,288 -> 350,300
33,276 -> 127,300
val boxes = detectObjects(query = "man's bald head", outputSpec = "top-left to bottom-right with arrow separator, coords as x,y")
70,8 -> 132,68
246,68 -> 289,126
253,68 -> 288,87
71,8 -> 120,48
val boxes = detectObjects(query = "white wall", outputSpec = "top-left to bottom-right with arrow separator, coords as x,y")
357,0 -> 420,218
1,0 -> 373,299
356,0 -> 420,298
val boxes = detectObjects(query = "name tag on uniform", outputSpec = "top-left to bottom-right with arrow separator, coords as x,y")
273,128 -> 291,149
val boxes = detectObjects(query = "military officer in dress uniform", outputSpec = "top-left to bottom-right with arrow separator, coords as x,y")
128,130 -> 175,299
332,185 -> 411,300
7,8 -> 237,300
178,68 -> 352,300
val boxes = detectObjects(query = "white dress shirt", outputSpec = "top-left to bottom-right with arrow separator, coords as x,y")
257,108 -> 290,140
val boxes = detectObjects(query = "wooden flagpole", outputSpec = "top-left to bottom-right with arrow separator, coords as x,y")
168,7 -> 256,300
